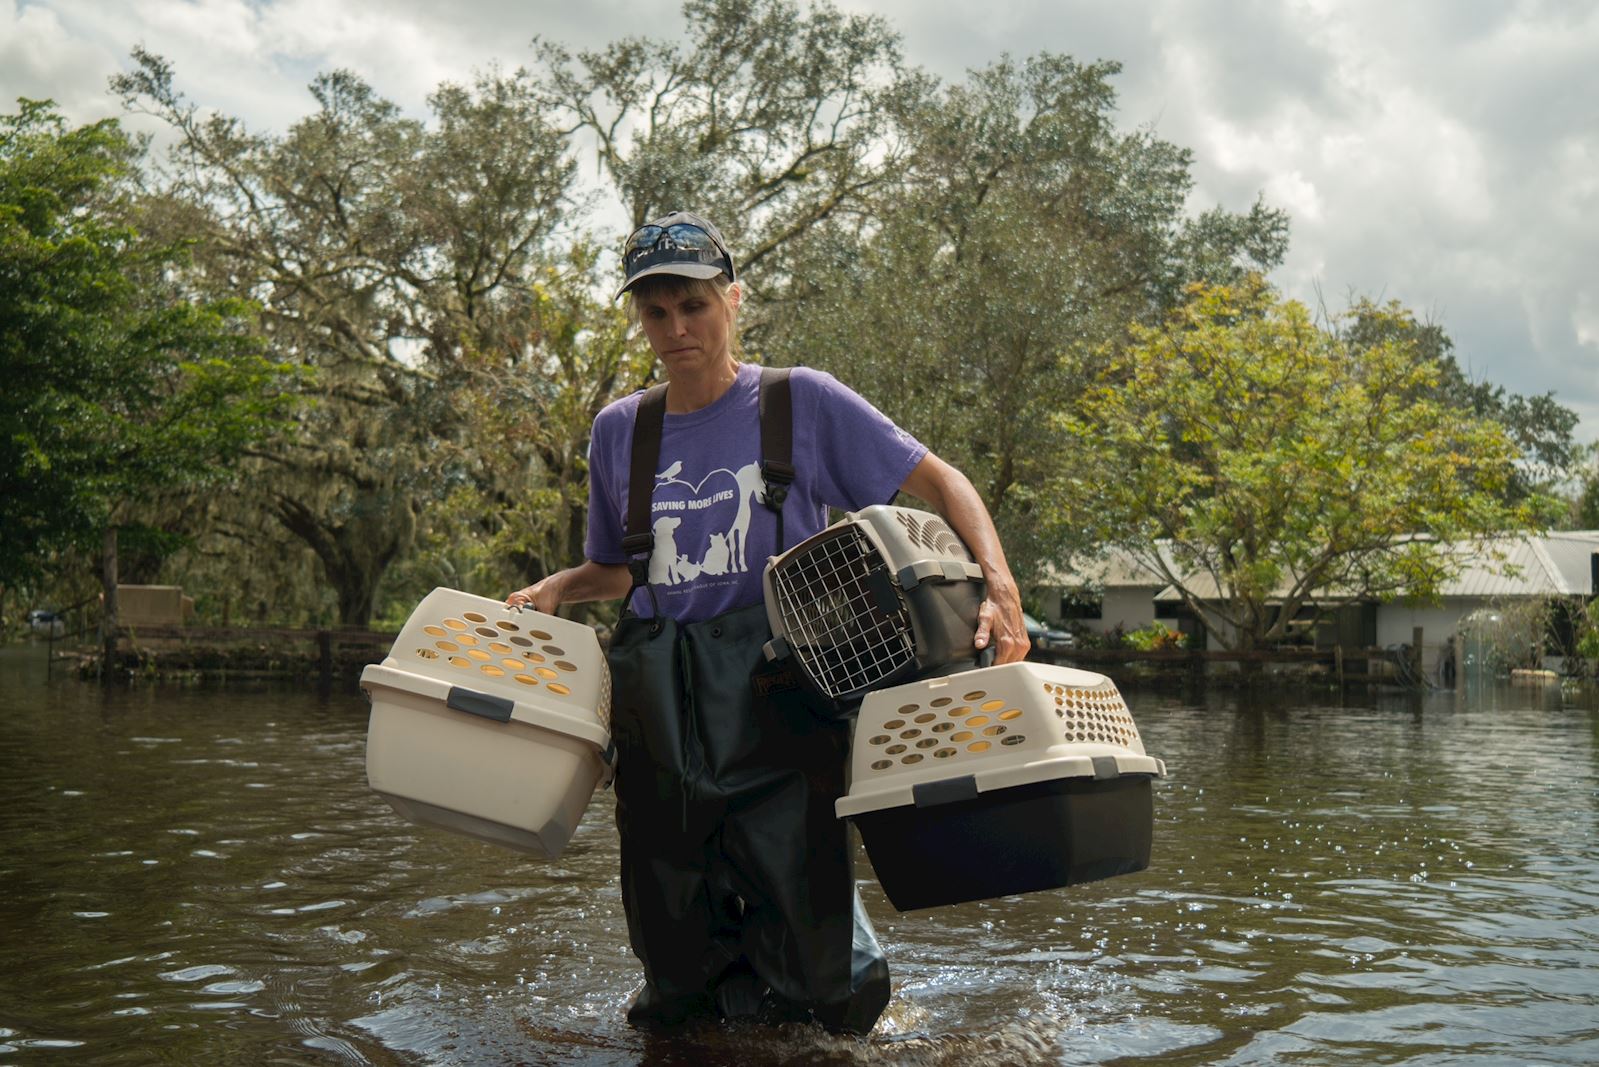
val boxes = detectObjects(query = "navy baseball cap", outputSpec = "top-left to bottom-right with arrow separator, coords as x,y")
616,210 -> 736,300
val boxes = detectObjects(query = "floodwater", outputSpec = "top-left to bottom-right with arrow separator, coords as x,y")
1,645 -> 1596,1066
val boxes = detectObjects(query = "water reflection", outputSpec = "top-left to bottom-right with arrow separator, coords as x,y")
1,645 -> 1596,1065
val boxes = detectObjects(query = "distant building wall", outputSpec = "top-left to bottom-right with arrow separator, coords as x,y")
1375,598 -> 1476,676
1055,587 -> 1161,635
118,585 -> 195,627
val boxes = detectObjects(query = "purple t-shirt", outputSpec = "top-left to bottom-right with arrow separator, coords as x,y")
586,363 -> 928,622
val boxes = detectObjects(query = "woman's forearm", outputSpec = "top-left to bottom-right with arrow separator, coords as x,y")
506,560 -> 632,614
899,452 -> 1029,664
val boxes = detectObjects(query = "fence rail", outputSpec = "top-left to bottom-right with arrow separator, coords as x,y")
103,624 -> 398,682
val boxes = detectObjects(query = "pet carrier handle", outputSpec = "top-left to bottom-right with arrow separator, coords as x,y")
446,686 -> 515,723
895,559 -> 986,589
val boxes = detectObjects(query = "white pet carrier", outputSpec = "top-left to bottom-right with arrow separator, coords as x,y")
837,662 -> 1164,910
761,505 -> 987,708
360,588 -> 612,857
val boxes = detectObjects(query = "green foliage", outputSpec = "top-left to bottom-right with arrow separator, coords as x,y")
761,54 -> 1287,584
0,99 -> 286,592
1457,600 -> 1552,675
1573,599 -> 1599,679
1340,299 -> 1579,501
1564,441 -> 1599,530
1123,623 -> 1186,651
114,52 -> 584,624
534,0 -> 913,290
1056,277 -> 1555,651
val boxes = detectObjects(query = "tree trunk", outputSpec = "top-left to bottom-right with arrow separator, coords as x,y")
274,493 -> 415,628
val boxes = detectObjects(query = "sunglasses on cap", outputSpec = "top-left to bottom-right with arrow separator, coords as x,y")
622,223 -> 733,276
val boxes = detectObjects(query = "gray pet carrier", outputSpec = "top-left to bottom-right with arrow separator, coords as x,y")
761,505 -> 986,708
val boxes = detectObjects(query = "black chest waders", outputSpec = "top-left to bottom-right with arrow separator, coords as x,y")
605,369 -> 891,1034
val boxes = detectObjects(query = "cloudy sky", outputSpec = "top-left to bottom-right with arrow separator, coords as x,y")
6,0 -> 1597,444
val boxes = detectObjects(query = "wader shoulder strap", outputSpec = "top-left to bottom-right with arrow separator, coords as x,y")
758,367 -> 794,553
622,383 -> 669,607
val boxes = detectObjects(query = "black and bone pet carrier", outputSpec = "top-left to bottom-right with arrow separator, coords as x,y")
836,662 -> 1165,911
761,505 -> 987,709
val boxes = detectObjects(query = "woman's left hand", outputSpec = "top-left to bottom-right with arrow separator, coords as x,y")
900,452 -> 1030,666
974,580 -> 1029,665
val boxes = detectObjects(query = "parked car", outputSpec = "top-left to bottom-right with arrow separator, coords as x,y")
27,609 -> 65,638
1023,612 -> 1074,655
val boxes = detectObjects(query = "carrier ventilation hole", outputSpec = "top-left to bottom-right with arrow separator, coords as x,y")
423,625 -> 447,638
514,674 -> 538,686
510,636 -> 533,647
885,744 -> 907,755
981,699 -> 1005,712
934,748 -> 956,759
495,620 -> 519,632
535,667 -> 558,680
967,741 -> 991,753
931,697 -> 952,707
547,683 -> 571,696
435,641 -> 459,652
480,665 -> 505,677
467,649 -> 492,662
999,709 -> 1023,720
963,691 -> 986,702
900,728 -> 922,739
901,753 -> 924,765
983,725 -> 1007,737
443,618 -> 467,631
916,738 -> 938,749
448,656 -> 471,669
898,704 -> 919,715
948,706 -> 970,717
476,627 -> 499,638
1002,735 -> 1026,746
529,630 -> 553,641
869,735 -> 891,746
463,611 -> 488,623
871,759 -> 893,771
522,651 -> 546,663
932,722 -> 954,733
951,731 -> 973,743
964,715 -> 989,727
456,634 -> 478,647
555,661 -> 578,673
415,648 -> 438,659
542,644 -> 565,656
489,642 -> 512,654
914,712 -> 936,724
501,659 -> 523,671
883,719 -> 906,730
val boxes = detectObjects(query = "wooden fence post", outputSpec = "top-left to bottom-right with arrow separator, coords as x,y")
100,526 -> 119,683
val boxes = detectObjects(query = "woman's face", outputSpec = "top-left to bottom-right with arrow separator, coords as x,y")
635,285 -> 735,379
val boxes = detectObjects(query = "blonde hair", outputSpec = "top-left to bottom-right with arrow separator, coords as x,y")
626,274 -> 743,360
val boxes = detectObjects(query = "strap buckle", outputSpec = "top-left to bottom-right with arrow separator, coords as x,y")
762,460 -> 795,509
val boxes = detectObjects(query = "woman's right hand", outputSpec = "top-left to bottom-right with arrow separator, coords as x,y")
506,573 -> 563,615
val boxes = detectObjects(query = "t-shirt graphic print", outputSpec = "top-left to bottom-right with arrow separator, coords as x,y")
646,459 -> 767,588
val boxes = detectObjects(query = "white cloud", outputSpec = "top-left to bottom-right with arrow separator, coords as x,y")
5,0 -> 1598,444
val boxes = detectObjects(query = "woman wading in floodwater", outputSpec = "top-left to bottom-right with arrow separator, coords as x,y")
507,211 -> 1026,1034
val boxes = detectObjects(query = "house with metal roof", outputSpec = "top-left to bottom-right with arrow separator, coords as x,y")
1044,533 -> 1599,678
